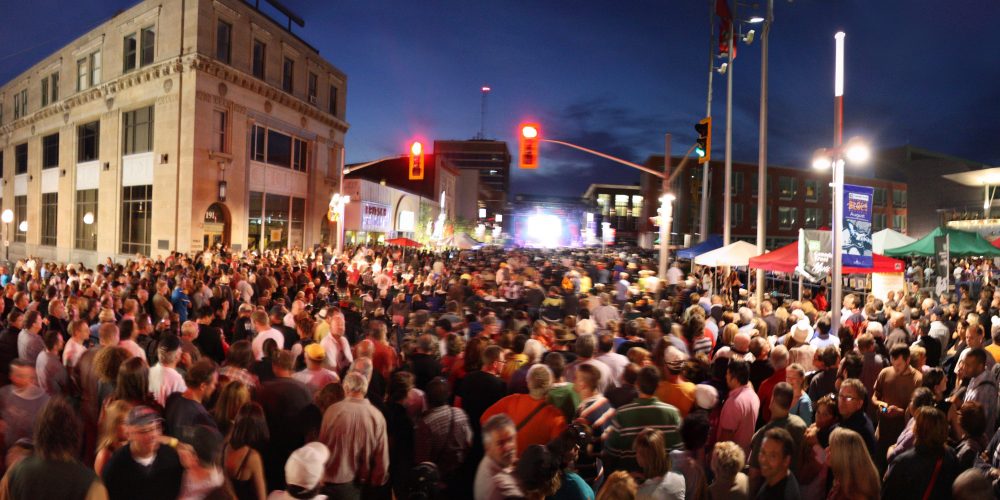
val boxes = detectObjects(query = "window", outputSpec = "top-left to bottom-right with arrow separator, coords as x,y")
751,204 -> 769,228
597,194 -> 610,216
778,206 -> 797,229
329,85 -> 338,115
90,51 -> 101,86
248,191 -> 263,250
267,130 -> 291,168
124,28 -> 153,72
78,58 -> 89,90
873,213 -> 887,231
282,57 -> 294,93
212,110 -> 227,153
873,187 -> 887,207
13,196 -> 26,243
778,176 -> 797,199
40,73 -> 58,107
14,143 -> 27,175
751,174 -> 758,197
252,40 -> 266,79
893,214 -> 906,232
41,193 -> 57,246
291,197 -> 305,248
121,185 -> 152,254
251,125 -> 265,162
307,73 -> 318,104
123,106 -> 154,155
733,203 -> 744,226
804,207 -> 820,228
805,179 -> 820,201
731,172 -> 744,196
631,195 -> 643,218
13,89 -> 27,119
42,133 -> 59,169
0,149 -> 3,177
893,189 -> 907,208
78,121 -> 100,162
216,20 -> 232,64
613,194 -> 629,217
75,189 -> 98,250
292,137 -> 307,172
264,193 -> 290,249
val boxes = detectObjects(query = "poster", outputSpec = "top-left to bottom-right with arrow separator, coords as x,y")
798,229 -> 833,282
935,235 -> 950,295
843,184 -> 875,268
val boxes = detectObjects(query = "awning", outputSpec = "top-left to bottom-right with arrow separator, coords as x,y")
749,241 -> 906,274
883,226 -> 1000,257
693,240 -> 761,267
675,235 -> 723,260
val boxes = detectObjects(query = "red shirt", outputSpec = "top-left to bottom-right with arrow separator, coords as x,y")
757,367 -> 786,423
372,341 -> 398,381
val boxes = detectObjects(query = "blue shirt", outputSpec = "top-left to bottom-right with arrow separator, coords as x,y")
549,471 -> 595,500
171,287 -> 191,323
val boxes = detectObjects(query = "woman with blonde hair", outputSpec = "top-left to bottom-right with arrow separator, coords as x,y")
709,441 -> 749,500
826,427 -> 880,499
212,381 -> 250,437
597,470 -> 638,500
634,428 -> 685,499
94,399 -> 131,473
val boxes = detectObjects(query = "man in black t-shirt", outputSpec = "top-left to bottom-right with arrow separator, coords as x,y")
163,358 -> 219,438
755,427 -> 801,500
102,405 -> 185,500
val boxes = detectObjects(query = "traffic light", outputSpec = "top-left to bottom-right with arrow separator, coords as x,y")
695,117 -> 712,164
408,141 -> 425,180
519,123 -> 540,169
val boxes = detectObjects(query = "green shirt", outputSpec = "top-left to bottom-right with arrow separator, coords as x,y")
603,396 -> 682,472
548,383 -> 581,421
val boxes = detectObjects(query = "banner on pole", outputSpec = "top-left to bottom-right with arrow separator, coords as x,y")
797,229 -> 833,282
935,234 -> 950,295
842,184 -> 874,268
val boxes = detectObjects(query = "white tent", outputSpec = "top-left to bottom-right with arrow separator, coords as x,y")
693,240 -> 761,267
438,232 -> 482,249
872,228 -> 916,254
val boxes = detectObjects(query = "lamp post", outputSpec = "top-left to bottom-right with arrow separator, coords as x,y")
754,1 -> 771,306
1,209 -> 11,263
329,193 -> 350,258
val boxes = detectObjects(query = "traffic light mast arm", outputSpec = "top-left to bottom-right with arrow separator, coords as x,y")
666,143 -> 700,184
540,139 -> 697,181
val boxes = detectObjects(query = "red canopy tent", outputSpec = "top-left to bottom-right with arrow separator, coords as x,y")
748,241 -> 906,274
992,236 -> 1000,249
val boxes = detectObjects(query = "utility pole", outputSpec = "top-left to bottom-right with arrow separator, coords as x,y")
722,1 -> 735,246
660,134 -> 672,279
699,0 -> 714,243
755,0 -> 773,306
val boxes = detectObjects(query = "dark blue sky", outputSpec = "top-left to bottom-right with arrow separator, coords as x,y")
2,0 -> 998,196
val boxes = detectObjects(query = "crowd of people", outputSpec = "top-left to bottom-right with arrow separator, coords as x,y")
0,244 -> 997,499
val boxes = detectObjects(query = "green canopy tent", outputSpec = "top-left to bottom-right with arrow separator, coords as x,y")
883,226 -> 1000,257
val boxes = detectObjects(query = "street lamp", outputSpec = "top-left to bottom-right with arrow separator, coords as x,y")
1,209 -> 11,263
812,135 -> 871,334
659,193 -> 676,276
329,193 -> 350,258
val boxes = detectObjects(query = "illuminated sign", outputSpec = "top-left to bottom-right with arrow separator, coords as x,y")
362,202 -> 390,232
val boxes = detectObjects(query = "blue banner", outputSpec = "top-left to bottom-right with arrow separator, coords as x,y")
843,184 -> 874,268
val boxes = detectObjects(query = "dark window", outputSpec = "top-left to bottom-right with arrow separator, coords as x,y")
75,189 -> 98,250
893,189 -> 907,208
41,78 -> 49,107
121,185 -> 152,254
13,195 -> 26,243
266,130 -> 291,168
248,191 -> 263,250
140,27 -> 155,66
78,121 -> 100,162
329,86 -> 338,116
0,150 -> 4,177
123,33 -> 137,72
216,20 -> 232,64
264,193 -> 289,249
308,73 -> 317,103
123,106 -> 154,155
41,193 -> 57,246
292,138 -> 307,172
42,133 -> 59,169
14,143 -> 27,175
282,57 -> 294,92
291,197 -> 305,247
252,40 -> 266,79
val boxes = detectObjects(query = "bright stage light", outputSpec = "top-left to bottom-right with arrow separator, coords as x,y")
526,213 -> 562,248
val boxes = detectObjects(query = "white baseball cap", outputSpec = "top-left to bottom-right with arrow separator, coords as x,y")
285,442 -> 330,489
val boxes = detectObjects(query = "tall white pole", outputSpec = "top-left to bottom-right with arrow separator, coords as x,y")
831,31 -> 846,333
660,134 -> 671,280
755,0 -> 772,307
335,147 -> 346,258
722,8 -> 735,246
699,0 -> 714,242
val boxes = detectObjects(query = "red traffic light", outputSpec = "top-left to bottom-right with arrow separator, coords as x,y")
408,140 -> 425,180
519,123 -> 540,169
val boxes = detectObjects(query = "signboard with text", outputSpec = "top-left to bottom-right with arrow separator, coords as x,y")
842,184 -> 874,268
361,202 -> 390,232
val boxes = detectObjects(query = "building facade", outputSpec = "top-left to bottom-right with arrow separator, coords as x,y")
0,0 -> 347,266
640,157 -> 908,249
581,184 -> 644,244
433,139 -> 511,220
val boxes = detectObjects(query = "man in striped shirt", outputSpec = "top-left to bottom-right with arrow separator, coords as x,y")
602,365 -> 682,473
573,363 -> 614,485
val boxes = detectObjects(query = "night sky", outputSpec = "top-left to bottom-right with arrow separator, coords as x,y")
2,0 -> 998,197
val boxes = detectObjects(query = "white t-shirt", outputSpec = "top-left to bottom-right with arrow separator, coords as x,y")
149,364 -> 187,407
62,338 -> 87,368
120,339 -> 147,363
252,328 -> 285,360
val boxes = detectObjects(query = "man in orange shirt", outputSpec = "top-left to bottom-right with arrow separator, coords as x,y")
655,346 -> 696,417
481,364 -> 566,456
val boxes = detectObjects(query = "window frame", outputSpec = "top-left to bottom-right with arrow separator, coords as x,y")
120,185 -> 153,255
75,189 -> 98,250
13,195 -> 27,243
14,143 -> 27,175
252,39 -> 266,79
123,106 -> 154,155
40,193 -> 57,246
78,121 -> 100,162
216,19 -> 233,64
282,57 -> 294,93
41,133 -> 59,169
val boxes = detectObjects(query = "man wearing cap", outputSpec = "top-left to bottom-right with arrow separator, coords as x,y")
320,371 -> 389,499
294,343 -> 341,394
251,310 -> 284,361
149,335 -> 188,407
268,442 -> 331,500
232,303 -> 255,344
927,305 -> 950,352
101,405 -> 185,500
656,346 -> 696,418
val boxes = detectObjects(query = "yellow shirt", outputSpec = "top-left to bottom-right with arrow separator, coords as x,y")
655,379 -> 696,418
986,344 -> 1000,364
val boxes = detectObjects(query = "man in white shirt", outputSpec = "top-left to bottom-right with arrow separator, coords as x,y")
321,315 -> 353,373
250,310 -> 284,361
148,335 -> 187,407
594,333 -> 629,388
293,344 -> 340,394
62,319 -> 90,369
